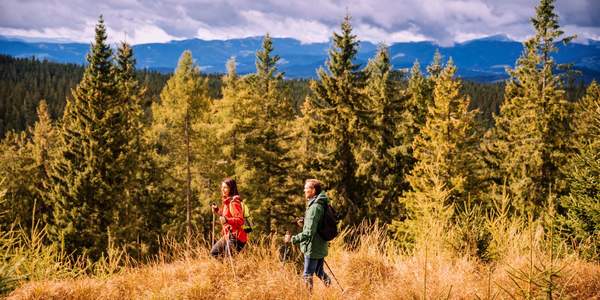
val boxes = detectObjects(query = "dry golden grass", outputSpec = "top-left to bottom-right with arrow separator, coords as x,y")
7,227 -> 600,300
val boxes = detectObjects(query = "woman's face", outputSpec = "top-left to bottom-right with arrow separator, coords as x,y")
221,182 -> 230,197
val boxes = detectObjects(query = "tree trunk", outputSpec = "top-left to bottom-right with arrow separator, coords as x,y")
185,111 -> 192,241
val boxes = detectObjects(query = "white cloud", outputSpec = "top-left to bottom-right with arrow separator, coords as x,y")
0,0 -> 598,45
562,25 -> 600,42
392,53 -> 405,59
0,24 -> 96,43
117,24 -> 180,45
354,23 -> 428,44
195,10 -> 333,43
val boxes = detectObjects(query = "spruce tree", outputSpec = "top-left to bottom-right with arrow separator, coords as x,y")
113,42 -> 141,249
113,42 -> 171,256
571,81 -> 599,147
225,35 -> 300,233
489,0 -> 574,213
357,45 -> 409,223
557,81 -> 600,259
396,56 -> 438,195
150,50 -> 210,238
306,15 -> 366,225
405,61 -> 432,132
46,16 -> 128,259
427,49 -> 444,79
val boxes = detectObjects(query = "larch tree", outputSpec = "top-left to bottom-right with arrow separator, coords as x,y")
30,100 -> 57,226
214,57 -> 241,176
150,50 -> 210,239
405,59 -> 484,212
396,55 -> 440,201
0,131 -> 36,231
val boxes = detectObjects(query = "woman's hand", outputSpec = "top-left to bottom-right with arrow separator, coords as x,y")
284,231 -> 291,243
219,216 -> 227,224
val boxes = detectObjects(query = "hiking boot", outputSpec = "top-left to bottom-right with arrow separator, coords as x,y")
303,276 -> 314,292
322,273 -> 331,287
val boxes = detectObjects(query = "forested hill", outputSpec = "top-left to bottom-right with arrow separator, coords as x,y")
2,35 -> 600,82
0,55 -> 219,137
2,1 -> 600,296
0,54 -> 589,138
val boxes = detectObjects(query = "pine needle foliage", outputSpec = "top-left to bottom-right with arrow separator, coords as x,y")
45,16 -> 130,260
305,15 -> 367,225
487,0 -> 574,214
357,45 -> 410,224
150,50 -> 211,239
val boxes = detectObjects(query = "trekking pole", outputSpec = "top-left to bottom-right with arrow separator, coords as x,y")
282,245 -> 290,263
225,228 -> 237,279
324,259 -> 344,292
281,231 -> 290,268
211,210 -> 215,246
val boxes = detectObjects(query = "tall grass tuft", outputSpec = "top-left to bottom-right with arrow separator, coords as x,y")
5,190 -> 600,299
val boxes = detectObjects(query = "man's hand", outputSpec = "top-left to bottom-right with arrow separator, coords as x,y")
284,231 -> 291,243
219,216 -> 227,224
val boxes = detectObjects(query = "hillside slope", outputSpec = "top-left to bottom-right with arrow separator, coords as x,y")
8,233 -> 600,300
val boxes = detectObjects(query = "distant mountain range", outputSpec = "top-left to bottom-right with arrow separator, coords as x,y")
1,35 -> 600,82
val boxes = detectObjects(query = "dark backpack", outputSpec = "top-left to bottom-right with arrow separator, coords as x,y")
317,202 -> 339,241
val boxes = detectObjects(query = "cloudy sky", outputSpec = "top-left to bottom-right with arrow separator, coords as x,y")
1,0 -> 599,46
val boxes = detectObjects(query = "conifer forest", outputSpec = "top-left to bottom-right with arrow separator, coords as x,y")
0,0 -> 599,298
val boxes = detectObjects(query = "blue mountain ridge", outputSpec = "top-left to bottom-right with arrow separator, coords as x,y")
1,35 -> 599,82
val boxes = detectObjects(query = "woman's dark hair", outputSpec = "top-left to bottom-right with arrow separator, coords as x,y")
222,178 -> 239,197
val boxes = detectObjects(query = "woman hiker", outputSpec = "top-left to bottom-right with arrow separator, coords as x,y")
210,178 -> 247,257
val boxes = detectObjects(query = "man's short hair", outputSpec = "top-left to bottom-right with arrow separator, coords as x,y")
305,179 -> 322,195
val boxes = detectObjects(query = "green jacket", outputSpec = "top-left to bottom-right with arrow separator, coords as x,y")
291,191 -> 329,259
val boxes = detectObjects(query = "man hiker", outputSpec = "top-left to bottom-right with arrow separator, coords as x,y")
284,179 -> 331,291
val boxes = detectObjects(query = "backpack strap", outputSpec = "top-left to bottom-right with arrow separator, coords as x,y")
227,198 -> 244,219
226,197 -> 244,239
229,198 -> 245,225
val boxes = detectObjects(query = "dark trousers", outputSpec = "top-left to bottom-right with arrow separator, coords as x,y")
210,236 -> 245,257
302,256 -> 331,290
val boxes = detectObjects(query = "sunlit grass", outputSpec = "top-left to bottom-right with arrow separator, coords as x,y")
4,221 -> 600,299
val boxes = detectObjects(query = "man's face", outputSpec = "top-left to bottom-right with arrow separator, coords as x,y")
304,183 -> 316,200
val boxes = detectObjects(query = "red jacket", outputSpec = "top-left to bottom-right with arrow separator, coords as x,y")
218,195 -> 248,243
